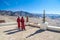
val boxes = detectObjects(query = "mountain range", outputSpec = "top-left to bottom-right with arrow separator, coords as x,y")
0,10 -> 60,19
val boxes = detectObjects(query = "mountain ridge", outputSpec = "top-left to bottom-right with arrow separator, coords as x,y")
0,10 -> 60,19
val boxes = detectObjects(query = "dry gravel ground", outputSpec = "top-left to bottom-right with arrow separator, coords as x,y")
0,25 -> 60,40
0,15 -> 60,40
0,15 -> 60,26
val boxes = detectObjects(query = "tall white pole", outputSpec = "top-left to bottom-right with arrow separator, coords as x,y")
43,10 -> 45,23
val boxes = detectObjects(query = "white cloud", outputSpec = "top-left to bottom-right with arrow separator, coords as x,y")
2,0 -> 10,6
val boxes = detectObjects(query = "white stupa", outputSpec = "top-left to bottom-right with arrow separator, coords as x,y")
40,10 -> 48,30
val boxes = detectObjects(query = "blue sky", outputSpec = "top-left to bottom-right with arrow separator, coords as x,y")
0,0 -> 60,14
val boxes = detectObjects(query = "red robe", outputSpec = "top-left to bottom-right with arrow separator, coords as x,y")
17,17 -> 20,29
26,16 -> 28,22
21,17 -> 25,30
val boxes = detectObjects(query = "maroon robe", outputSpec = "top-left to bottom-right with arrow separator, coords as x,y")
21,17 -> 25,30
26,16 -> 28,22
17,17 -> 20,29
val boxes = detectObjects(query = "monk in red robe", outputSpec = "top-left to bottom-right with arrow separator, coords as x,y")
21,17 -> 25,30
26,16 -> 28,22
17,16 -> 20,29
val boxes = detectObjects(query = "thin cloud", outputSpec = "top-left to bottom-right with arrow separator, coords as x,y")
2,0 -> 10,6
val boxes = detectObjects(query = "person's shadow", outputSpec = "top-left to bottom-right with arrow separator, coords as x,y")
4,28 -> 22,35
26,29 -> 45,38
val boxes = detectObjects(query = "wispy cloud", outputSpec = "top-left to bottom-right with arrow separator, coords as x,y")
2,0 -> 10,6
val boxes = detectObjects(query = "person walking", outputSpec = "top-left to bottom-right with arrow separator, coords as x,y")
17,16 -> 21,30
21,17 -> 25,30
26,16 -> 28,22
